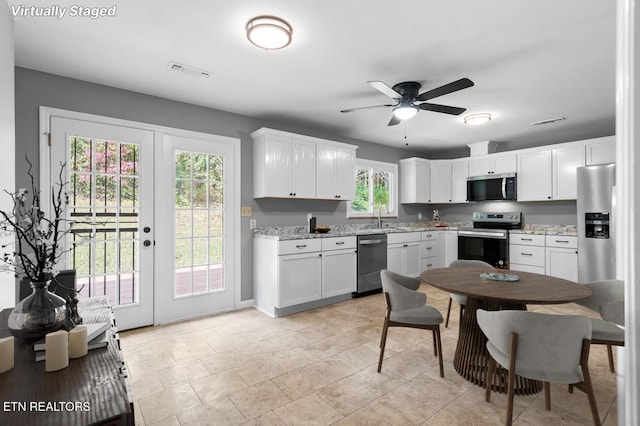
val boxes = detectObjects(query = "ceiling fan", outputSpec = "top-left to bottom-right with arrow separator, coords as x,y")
341,78 -> 474,126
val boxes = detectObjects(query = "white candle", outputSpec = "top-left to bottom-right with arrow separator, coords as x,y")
0,336 -> 14,373
68,325 -> 88,359
45,330 -> 69,372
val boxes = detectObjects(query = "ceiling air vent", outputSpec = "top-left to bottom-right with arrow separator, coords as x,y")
530,117 -> 566,126
168,61 -> 211,78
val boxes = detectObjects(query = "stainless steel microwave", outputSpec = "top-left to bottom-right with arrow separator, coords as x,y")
467,173 -> 517,202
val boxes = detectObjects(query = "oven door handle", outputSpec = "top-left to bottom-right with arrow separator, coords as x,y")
458,230 -> 507,239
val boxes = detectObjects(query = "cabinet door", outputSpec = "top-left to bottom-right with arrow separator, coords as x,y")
415,160 -> 431,203
545,247 -> 578,282
316,144 -> 337,200
387,244 -> 405,274
451,160 -> 469,203
586,136 -> 616,165
552,145 -> 585,200
278,252 -> 322,308
335,147 -> 355,200
405,242 -> 422,277
517,150 -> 552,201
263,134 -> 292,197
468,158 -> 493,177
493,154 -> 517,175
444,231 -> 458,266
291,138 -> 316,198
430,162 -> 452,203
322,248 -> 357,297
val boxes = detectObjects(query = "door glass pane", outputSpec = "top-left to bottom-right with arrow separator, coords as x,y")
174,150 -> 225,297
67,136 -> 141,306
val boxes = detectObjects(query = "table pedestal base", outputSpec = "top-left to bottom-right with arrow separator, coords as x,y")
453,298 -> 543,396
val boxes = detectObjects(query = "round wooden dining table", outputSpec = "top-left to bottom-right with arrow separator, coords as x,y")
420,267 -> 592,396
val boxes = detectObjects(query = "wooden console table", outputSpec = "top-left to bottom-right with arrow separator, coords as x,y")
0,297 -> 134,425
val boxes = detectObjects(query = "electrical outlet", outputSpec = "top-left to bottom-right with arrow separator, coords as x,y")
307,213 -> 313,221
418,212 -> 422,220
250,219 -> 256,229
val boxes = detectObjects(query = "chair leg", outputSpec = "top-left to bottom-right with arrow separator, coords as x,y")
606,344 -> 615,373
432,330 -> 437,356
485,357 -> 495,403
445,297 -> 452,328
435,326 -> 444,378
580,340 -> 602,426
377,315 -> 390,373
544,382 -> 551,411
459,304 -> 465,327
568,384 -> 574,394
505,333 -> 519,426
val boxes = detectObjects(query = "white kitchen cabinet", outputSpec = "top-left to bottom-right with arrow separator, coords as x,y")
430,161 -> 453,203
545,235 -> 578,282
517,150 -> 552,201
252,129 -> 316,198
278,251 -> 322,307
420,231 -> 442,271
451,159 -> 469,203
468,153 -> 516,177
388,232 -> 421,277
316,144 -> 356,200
400,157 -> 430,204
552,145 -> 585,200
509,234 -> 546,274
585,136 -> 616,165
321,237 -> 357,298
444,231 -> 459,266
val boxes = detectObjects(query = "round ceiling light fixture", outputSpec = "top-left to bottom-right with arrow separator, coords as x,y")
393,102 -> 419,120
246,15 -> 292,50
464,113 -> 492,125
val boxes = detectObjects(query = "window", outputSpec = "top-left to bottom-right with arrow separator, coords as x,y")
348,159 -> 398,218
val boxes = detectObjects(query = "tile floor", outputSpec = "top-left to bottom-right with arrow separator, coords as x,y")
120,283 -> 618,425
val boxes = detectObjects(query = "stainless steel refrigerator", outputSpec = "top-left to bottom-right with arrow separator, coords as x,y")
577,163 -> 616,283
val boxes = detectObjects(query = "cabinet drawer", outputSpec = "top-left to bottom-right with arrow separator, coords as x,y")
321,236 -> 356,251
278,239 -> 322,255
421,231 -> 439,241
545,235 -> 577,249
510,263 -> 546,275
509,234 -> 545,246
510,244 -> 545,267
388,232 -> 421,244
420,240 -> 440,258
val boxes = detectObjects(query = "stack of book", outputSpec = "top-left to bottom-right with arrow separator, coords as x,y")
34,322 -> 110,362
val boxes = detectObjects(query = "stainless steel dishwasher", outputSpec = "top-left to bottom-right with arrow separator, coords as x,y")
354,234 -> 387,297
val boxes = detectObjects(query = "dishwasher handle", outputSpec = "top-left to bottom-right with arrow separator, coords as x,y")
359,239 -> 386,245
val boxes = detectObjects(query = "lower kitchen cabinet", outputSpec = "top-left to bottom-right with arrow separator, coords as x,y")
387,232 -> 422,277
509,234 -> 546,274
509,233 -> 578,282
545,235 -> 578,282
254,236 -> 356,317
420,231 -> 443,272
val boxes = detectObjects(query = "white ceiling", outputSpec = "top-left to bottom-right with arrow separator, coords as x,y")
11,0 -> 616,153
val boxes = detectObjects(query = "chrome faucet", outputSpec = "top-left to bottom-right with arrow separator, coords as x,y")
377,205 -> 388,229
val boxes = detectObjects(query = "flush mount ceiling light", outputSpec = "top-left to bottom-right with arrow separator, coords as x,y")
464,113 -> 492,125
393,102 -> 419,120
246,15 -> 292,50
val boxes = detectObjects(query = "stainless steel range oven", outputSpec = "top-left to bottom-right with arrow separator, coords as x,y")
458,212 -> 522,268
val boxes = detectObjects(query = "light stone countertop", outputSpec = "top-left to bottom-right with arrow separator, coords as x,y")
509,224 -> 577,236
253,222 -> 467,241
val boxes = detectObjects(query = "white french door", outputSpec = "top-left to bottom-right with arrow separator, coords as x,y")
155,133 -> 238,323
49,116 -> 155,329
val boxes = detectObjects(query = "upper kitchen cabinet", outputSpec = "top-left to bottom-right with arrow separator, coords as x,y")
451,159 -> 469,203
585,136 -> 616,165
468,153 -> 516,177
252,128 -> 357,200
517,150 -> 552,201
400,157 -> 430,203
552,144 -> 585,200
430,161 -> 452,203
316,144 -> 356,200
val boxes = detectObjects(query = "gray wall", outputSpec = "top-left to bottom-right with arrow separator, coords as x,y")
14,67 -> 427,302
429,200 -> 577,225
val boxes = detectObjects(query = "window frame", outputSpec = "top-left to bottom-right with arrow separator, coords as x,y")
347,158 -> 398,218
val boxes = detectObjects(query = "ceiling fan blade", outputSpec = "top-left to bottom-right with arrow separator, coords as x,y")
368,81 -> 403,99
340,104 -> 394,113
387,115 -> 401,126
419,103 -> 467,115
417,78 -> 474,101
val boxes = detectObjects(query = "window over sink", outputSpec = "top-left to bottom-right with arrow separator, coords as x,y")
347,159 -> 398,219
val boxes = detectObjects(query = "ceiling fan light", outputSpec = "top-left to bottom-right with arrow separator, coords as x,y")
393,105 -> 418,120
464,113 -> 492,125
246,15 -> 292,50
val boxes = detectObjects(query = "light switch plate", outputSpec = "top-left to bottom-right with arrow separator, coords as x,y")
250,219 -> 256,229
241,206 -> 252,217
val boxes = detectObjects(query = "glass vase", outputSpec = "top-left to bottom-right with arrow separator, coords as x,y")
8,281 -> 68,342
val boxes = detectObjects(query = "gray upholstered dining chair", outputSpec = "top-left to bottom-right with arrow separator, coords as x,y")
575,279 -> 625,373
445,259 -> 493,327
477,309 -> 600,426
378,269 -> 444,377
